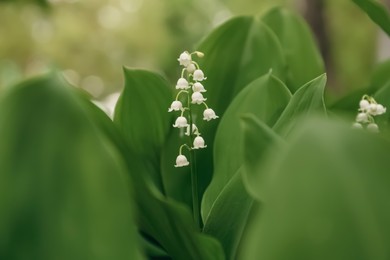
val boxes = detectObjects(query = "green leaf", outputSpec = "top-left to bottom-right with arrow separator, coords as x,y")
114,68 -> 172,191
240,115 -> 285,202
240,117 -> 390,259
112,69 -> 225,260
0,74 -> 143,260
262,7 -> 325,92
202,168 -> 253,260
352,0 -> 390,37
373,80 -> 390,129
201,74 -> 290,258
273,74 -> 327,137
161,15 -> 287,206
202,73 -> 290,219
115,145 -> 226,260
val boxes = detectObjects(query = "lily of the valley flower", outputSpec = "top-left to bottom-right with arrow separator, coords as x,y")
193,69 -> 206,81
356,112 -> 368,123
191,92 -> 207,104
369,103 -> 386,116
353,95 -> 386,132
203,108 -> 219,121
171,50 -> 218,167
367,123 -> 379,132
176,78 -> 190,90
193,136 -> 207,149
178,51 -> 192,67
192,82 -> 206,92
175,154 -> 190,167
173,116 -> 189,128
186,63 -> 196,73
168,100 -> 183,112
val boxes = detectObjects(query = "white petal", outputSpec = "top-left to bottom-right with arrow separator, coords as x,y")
175,154 -> 189,167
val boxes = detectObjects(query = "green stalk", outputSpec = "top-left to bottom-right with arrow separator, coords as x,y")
188,105 -> 200,230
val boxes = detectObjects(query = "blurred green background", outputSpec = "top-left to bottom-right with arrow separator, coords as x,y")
0,0 -> 388,100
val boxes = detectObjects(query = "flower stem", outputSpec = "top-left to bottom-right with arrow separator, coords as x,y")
188,104 -> 201,230
189,140 -> 200,229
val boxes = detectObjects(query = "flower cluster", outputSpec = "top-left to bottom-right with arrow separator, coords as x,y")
352,95 -> 386,132
169,51 -> 218,167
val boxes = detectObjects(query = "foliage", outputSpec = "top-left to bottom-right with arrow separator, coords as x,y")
352,0 -> 390,36
1,4 -> 390,260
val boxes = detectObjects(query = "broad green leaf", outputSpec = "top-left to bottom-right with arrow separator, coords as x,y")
352,0 -> 390,36
202,114 -> 284,259
240,115 -> 284,202
114,68 -> 172,191
371,59 -> 390,89
262,7 -> 325,92
201,74 -> 290,258
240,117 -> 390,260
113,144 -> 226,260
161,15 -> 287,207
112,70 -> 225,260
273,74 -> 327,137
202,168 -> 253,260
202,73 -> 290,220
0,74 -> 143,260
373,80 -> 390,130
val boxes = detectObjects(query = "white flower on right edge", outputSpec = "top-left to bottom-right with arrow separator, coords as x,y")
353,95 -> 386,132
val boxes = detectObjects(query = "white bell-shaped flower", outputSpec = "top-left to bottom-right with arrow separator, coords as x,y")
203,108 -> 219,121
368,104 -> 379,115
175,154 -> 189,167
367,123 -> 379,133
193,69 -> 206,81
193,136 -> 207,149
186,63 -> 196,73
185,124 -> 199,136
168,100 -> 183,112
178,51 -> 192,67
356,112 -> 368,123
192,82 -> 206,92
352,122 -> 363,129
359,99 -> 370,111
191,92 -> 207,104
375,104 -> 386,115
195,51 -> 204,58
176,78 -> 190,90
173,116 -> 189,128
